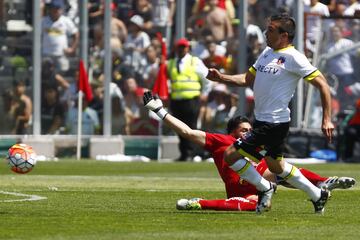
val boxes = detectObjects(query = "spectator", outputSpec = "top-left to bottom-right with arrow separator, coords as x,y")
202,40 -> 227,71
345,82 -> 360,97
65,96 -> 100,135
12,80 -> 33,134
132,0 -> 153,33
1,89 -> 15,134
332,1 -> 347,16
274,0 -> 295,14
304,0 -> 330,57
88,81 -> 104,131
42,58 -> 70,90
88,0 -> 104,22
167,38 -> 211,161
203,0 -> 233,43
191,29 -> 227,60
41,83 -> 66,134
223,37 -> 239,75
111,82 -> 127,135
93,3 -> 128,52
343,98 -> 360,161
143,45 -> 160,89
192,0 -> 235,20
129,90 -> 159,136
150,35 -> 163,57
42,0 -> 79,73
344,0 -> 360,16
205,84 -> 232,134
246,13 -> 265,47
59,68 -> 80,110
150,0 -> 176,37
64,0 -> 79,25
123,77 -> 147,134
325,25 -> 357,110
246,33 -> 264,69
123,15 -> 151,77
325,0 -> 337,15
114,0 -> 134,24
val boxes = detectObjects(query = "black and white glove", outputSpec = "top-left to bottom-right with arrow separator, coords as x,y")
143,91 -> 168,120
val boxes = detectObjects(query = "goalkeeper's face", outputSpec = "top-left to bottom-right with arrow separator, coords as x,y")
232,122 -> 252,139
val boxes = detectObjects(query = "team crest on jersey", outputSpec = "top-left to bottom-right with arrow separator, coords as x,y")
242,131 -> 252,141
277,56 -> 286,65
235,138 -> 242,146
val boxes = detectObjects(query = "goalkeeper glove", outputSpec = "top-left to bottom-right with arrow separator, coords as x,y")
143,91 -> 168,120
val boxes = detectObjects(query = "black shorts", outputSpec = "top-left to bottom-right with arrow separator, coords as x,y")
233,120 -> 290,162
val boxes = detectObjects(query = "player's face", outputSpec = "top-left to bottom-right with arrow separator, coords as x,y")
265,21 -> 285,49
176,45 -> 189,58
49,7 -> 62,21
233,122 -> 252,139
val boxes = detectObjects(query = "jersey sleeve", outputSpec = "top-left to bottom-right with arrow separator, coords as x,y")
205,133 -> 235,152
289,51 -> 320,81
64,16 -> 78,35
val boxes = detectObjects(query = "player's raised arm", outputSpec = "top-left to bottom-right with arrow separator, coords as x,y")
206,68 -> 254,87
143,92 -> 206,146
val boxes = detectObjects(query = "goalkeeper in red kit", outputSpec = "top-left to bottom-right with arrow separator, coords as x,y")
143,91 -> 356,212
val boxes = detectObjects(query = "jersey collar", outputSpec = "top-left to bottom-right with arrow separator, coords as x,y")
274,45 -> 294,52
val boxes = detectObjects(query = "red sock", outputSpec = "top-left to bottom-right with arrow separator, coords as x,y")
199,197 -> 256,211
299,168 -> 328,185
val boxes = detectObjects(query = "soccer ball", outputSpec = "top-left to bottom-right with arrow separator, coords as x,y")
6,143 -> 37,174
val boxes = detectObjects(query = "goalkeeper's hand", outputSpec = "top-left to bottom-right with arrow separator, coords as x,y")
143,91 -> 163,112
143,91 -> 168,119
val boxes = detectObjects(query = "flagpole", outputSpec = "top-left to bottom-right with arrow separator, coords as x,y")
76,91 -> 84,160
150,33 -> 169,161
157,118 -> 163,160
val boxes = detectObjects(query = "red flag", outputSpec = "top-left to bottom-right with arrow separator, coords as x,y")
152,33 -> 169,100
78,59 -> 93,102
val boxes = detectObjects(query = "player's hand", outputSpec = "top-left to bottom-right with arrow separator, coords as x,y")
143,91 -> 163,112
206,68 -> 222,82
322,120 -> 334,143
64,47 -> 75,56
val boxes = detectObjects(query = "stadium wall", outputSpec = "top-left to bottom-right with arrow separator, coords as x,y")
0,128 -> 347,161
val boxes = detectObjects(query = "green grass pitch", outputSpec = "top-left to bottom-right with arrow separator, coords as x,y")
0,160 -> 359,240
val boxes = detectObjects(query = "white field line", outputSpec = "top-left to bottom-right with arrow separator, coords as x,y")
0,191 -> 47,202
5,175 -> 219,182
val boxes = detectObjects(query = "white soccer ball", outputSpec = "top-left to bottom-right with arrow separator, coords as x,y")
6,143 -> 37,174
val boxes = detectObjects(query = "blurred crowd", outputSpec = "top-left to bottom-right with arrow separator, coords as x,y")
0,0 -> 359,159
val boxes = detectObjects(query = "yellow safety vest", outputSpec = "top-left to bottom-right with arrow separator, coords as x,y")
168,56 -> 202,100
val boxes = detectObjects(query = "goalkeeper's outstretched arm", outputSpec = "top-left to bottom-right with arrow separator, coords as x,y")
143,91 -> 206,147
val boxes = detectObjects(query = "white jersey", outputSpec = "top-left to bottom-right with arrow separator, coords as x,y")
326,38 -> 354,75
304,2 -> 329,41
42,15 -> 78,56
250,46 -> 319,123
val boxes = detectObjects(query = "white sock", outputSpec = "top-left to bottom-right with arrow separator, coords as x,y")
229,159 -> 271,192
278,161 -> 321,201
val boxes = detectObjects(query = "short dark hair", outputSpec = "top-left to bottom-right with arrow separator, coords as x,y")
226,116 -> 251,134
13,79 -> 25,87
270,13 -> 296,42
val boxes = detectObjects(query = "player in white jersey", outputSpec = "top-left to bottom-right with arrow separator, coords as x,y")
207,13 -> 334,214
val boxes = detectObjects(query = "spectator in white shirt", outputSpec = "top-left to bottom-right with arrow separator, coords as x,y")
42,0 -> 79,73
326,25 -> 357,110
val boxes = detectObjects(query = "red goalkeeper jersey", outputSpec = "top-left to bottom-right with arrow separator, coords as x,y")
204,132 -> 268,198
